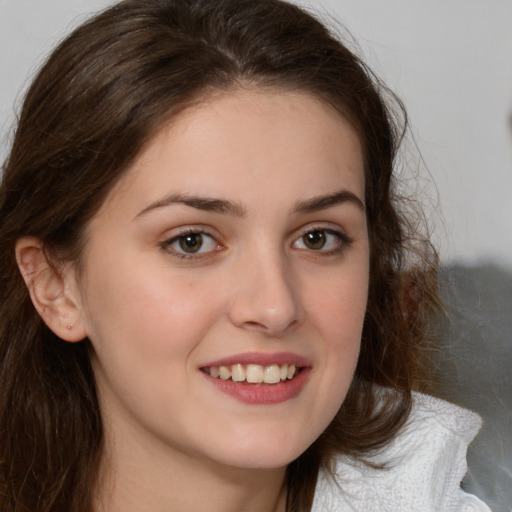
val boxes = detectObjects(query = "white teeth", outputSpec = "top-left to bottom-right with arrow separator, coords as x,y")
206,363 -> 299,384
246,364 -> 264,383
264,364 -> 281,384
219,366 -> 231,380
231,363 -> 245,382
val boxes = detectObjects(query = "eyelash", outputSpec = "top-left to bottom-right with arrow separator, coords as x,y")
159,228 -> 222,260
292,226 -> 353,256
159,226 -> 352,260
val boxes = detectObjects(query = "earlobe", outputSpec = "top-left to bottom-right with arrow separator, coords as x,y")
15,237 -> 87,342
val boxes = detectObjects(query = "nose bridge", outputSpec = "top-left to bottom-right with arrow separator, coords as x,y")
228,241 -> 302,335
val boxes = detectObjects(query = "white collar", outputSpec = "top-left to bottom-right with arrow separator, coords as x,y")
311,393 -> 491,512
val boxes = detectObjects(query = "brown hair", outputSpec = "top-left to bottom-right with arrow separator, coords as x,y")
0,0 -> 439,510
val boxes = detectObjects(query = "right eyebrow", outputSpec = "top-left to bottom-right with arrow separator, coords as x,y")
294,189 -> 365,214
134,193 -> 246,219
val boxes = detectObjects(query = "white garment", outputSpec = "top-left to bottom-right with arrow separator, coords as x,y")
311,393 -> 491,512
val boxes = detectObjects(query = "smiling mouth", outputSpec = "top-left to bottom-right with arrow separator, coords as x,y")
202,363 -> 300,385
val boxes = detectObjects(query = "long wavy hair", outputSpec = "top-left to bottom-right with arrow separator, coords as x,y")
0,0 -> 439,510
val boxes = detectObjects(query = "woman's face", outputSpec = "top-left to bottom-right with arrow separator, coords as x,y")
75,89 -> 369,470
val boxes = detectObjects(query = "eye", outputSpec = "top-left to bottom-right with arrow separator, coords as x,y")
292,228 -> 350,253
161,230 -> 221,257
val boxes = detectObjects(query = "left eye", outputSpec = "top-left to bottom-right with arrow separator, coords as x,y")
163,232 -> 219,255
292,229 -> 345,252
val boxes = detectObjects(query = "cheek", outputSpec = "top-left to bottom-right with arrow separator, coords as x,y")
303,260 -> 368,406
306,263 -> 369,343
80,256 -> 222,428
80,251 -> 219,367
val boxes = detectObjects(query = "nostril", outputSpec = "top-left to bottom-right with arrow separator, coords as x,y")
243,320 -> 266,330
240,318 -> 300,335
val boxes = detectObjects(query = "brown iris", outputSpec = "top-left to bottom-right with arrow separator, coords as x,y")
302,230 -> 326,250
179,233 -> 203,253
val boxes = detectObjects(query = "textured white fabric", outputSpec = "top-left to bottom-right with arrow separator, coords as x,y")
311,393 -> 491,512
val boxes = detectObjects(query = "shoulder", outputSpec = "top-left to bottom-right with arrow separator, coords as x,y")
311,392 -> 492,512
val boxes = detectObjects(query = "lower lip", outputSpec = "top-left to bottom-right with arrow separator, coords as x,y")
201,368 -> 311,405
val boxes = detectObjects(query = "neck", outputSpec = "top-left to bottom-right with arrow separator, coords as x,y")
93,422 -> 288,512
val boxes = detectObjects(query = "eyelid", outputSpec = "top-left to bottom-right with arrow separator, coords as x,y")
291,223 -> 353,253
159,226 -> 224,259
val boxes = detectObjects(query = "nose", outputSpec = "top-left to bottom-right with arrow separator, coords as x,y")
227,248 -> 303,336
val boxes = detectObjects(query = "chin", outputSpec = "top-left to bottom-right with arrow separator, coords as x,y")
205,432 -> 315,471
217,452 -> 299,471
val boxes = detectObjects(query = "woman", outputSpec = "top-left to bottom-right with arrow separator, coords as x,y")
0,0 -> 491,511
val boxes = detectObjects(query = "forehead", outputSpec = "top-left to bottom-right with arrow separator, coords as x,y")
99,88 -> 365,217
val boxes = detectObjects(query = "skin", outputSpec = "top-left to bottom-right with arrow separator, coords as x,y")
18,89 -> 369,512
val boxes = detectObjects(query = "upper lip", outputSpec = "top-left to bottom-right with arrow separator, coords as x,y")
200,352 -> 312,368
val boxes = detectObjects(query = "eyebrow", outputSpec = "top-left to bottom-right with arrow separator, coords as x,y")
294,190 -> 365,214
135,188 -> 365,220
135,193 -> 246,218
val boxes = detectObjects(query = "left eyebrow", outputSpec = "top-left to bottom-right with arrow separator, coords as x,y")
294,190 -> 365,214
134,193 -> 246,219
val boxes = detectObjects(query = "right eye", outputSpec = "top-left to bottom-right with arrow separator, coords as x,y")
292,228 -> 351,255
161,230 -> 221,258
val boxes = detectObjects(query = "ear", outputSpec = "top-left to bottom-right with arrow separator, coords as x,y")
15,237 -> 87,342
